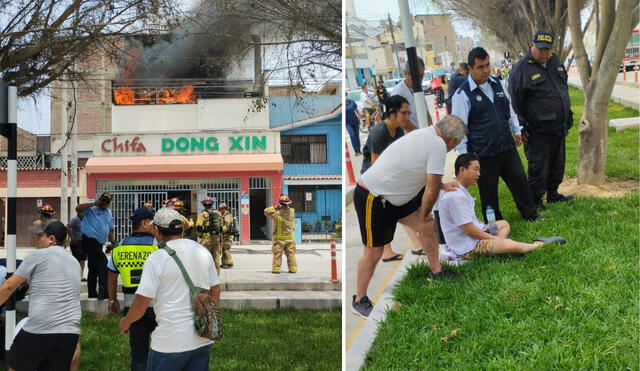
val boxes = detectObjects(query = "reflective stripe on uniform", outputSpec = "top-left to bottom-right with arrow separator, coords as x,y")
365,193 -> 374,247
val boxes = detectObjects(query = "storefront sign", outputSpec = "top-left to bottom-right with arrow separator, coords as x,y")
95,132 -> 279,157
241,192 -> 250,215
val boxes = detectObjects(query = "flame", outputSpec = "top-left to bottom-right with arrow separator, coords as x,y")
113,85 -> 196,105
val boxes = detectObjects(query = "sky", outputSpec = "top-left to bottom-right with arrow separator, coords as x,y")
351,0 -> 478,39
17,93 -> 50,135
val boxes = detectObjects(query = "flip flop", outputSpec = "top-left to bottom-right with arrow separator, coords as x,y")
382,254 -> 403,262
411,249 -> 425,255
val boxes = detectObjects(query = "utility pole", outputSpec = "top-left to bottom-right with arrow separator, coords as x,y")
60,81 -> 68,225
388,13 -> 403,79
345,23 -> 360,88
70,82 -> 78,218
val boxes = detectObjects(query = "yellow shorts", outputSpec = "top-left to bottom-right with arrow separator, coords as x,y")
461,239 -> 494,259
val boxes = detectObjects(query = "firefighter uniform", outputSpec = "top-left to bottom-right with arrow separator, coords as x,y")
509,30 -> 574,209
196,207 -> 222,274
264,202 -> 297,274
109,229 -> 157,371
219,207 -> 235,268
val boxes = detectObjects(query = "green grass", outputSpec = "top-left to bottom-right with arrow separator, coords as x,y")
363,90 -> 640,369
75,309 -> 340,371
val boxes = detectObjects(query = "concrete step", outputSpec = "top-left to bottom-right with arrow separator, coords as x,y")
16,290 -> 341,314
609,117 -> 640,131
79,279 -> 340,293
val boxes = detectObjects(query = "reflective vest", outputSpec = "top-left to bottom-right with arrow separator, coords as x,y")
112,234 -> 157,294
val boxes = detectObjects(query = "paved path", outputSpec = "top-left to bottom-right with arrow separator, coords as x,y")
568,75 -> 640,110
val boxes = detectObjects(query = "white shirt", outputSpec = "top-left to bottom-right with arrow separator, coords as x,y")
391,80 -> 430,128
361,126 -> 446,206
438,184 -> 488,255
360,91 -> 375,109
451,76 -> 522,154
136,238 -> 220,353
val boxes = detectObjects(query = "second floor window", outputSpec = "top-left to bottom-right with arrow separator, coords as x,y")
281,135 -> 327,164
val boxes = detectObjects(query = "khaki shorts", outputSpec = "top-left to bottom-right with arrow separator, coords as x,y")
461,239 -> 494,259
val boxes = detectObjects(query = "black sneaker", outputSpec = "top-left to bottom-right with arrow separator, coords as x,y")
547,193 -> 574,203
351,295 -> 374,319
427,266 -> 460,281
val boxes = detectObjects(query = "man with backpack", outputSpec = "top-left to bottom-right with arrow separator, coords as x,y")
119,207 -> 220,371
196,196 -> 222,274
219,202 -> 236,269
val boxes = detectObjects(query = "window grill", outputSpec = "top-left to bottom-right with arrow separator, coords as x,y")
280,135 -> 327,164
0,154 -> 46,169
249,177 -> 271,189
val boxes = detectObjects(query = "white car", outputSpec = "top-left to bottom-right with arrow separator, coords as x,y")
383,78 -> 403,90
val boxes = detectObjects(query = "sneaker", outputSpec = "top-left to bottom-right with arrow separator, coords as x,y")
533,236 -> 567,245
536,203 -> 547,213
427,266 -> 460,281
547,194 -> 574,203
525,214 -> 546,222
351,295 -> 374,319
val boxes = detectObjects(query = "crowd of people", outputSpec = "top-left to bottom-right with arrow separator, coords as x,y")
351,29 -> 573,319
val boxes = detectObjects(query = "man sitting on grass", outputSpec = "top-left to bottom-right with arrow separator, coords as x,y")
439,153 -> 566,259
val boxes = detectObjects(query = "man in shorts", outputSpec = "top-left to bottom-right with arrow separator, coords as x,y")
0,220 -> 81,370
438,153 -> 567,259
351,115 -> 467,318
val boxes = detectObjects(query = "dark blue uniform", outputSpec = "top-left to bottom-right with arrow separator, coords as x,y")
509,50 -> 572,204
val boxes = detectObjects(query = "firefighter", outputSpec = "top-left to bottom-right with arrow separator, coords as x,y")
142,201 -> 154,211
219,202 -> 236,269
33,203 -> 56,227
196,196 -> 222,274
173,200 -> 195,239
264,194 -> 297,274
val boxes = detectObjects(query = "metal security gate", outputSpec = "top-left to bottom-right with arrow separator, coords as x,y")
207,191 -> 240,236
110,192 -> 167,241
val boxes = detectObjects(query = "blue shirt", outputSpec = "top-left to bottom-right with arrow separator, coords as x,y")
346,99 -> 359,126
451,76 -> 521,154
80,206 -> 114,244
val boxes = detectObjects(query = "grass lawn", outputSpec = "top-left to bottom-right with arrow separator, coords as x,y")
363,89 -> 640,369
0,309 -> 340,370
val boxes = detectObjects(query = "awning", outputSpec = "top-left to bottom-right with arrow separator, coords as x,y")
85,154 -> 283,174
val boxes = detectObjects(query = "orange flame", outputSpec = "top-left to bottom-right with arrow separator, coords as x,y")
113,85 -> 196,105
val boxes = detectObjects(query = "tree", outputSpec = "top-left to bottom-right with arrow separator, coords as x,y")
0,0 -> 181,97
432,0 -> 589,61
568,0 -> 639,185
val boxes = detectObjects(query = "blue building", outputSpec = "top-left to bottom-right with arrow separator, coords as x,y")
270,95 -> 342,233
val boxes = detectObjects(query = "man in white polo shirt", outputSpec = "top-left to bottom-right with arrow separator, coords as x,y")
439,153 -> 566,260
391,57 -> 433,129
351,115 -> 467,318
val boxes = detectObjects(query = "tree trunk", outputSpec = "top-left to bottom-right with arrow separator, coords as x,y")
578,100 -> 608,185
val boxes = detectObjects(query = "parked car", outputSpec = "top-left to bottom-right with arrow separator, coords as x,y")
346,89 -> 362,108
383,78 -> 404,90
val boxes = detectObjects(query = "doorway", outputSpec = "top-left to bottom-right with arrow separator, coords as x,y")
250,189 -> 268,240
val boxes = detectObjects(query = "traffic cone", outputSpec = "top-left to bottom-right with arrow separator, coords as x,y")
345,142 -> 356,186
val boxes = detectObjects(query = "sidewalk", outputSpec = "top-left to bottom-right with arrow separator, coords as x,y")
568,75 -> 640,110
5,242 -> 342,313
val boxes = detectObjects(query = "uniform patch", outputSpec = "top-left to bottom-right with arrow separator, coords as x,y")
476,95 -> 482,102
557,66 -> 564,72
496,91 -> 505,98
531,73 -> 542,80
537,34 -> 553,43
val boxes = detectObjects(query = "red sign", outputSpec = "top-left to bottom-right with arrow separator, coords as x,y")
101,136 -> 147,153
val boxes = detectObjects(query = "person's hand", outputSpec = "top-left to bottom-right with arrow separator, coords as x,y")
442,180 -> 459,192
119,317 -> 130,335
419,209 -> 434,222
514,134 -> 523,146
109,299 -> 120,315
521,131 -> 529,144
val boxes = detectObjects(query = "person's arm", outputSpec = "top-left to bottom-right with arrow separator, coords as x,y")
461,223 -> 499,240
370,152 -> 380,164
264,206 -> 279,219
502,82 -> 523,145
211,285 -> 221,308
107,271 -> 120,314
119,294 -> 152,334
419,173 -> 443,220
76,201 -> 97,214
450,88 -> 470,153
108,230 -> 115,245
0,274 -> 26,306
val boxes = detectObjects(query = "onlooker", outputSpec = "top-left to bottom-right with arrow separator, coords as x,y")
446,62 -> 469,114
119,207 -> 220,371
67,212 -> 87,281
361,95 -> 413,262
391,57 -> 433,128
76,192 -> 116,300
108,207 -> 158,371
351,116 -> 467,318
451,47 -> 540,223
509,29 -> 574,211
375,79 -> 389,103
0,220 -> 81,371
439,154 -> 566,258
345,94 -> 362,155
360,84 -> 377,127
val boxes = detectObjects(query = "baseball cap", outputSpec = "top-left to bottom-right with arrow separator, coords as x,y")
29,219 -> 67,243
532,29 -> 554,49
153,207 -> 183,231
130,207 -> 155,224
99,192 -> 112,203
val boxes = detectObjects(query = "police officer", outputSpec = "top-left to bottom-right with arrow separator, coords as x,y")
452,46 -> 541,222
219,202 -> 235,269
196,196 -> 222,274
264,194 -> 297,274
107,207 -> 157,371
509,29 -> 574,211
33,203 -> 55,226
